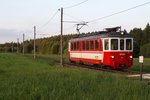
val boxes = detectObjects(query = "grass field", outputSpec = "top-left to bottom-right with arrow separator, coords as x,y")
0,53 -> 150,100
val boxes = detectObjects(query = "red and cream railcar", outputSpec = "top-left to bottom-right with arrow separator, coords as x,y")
68,29 -> 133,69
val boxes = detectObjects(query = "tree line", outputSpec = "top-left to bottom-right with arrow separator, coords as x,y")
0,23 -> 150,57
130,23 -> 150,57
0,34 -> 79,55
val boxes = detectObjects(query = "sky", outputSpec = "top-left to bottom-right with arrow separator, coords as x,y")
0,0 -> 150,43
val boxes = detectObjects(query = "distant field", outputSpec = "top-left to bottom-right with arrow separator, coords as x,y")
0,53 -> 150,100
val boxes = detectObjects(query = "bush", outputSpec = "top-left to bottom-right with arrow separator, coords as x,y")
133,41 -> 140,57
51,42 -> 60,54
140,43 -> 150,57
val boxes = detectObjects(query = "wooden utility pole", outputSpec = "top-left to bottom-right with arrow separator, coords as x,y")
12,41 -> 13,53
23,34 -> 25,55
17,38 -> 19,53
34,26 -> 36,59
60,8 -> 63,67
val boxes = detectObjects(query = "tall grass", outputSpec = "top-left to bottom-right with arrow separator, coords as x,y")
0,53 -> 150,100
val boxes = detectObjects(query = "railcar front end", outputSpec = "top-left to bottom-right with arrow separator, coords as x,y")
102,38 -> 133,69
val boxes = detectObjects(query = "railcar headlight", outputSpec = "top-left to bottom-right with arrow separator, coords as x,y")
111,56 -> 114,59
121,32 -> 124,35
130,56 -> 133,58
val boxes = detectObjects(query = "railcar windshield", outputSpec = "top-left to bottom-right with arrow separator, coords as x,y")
103,38 -> 132,51
104,39 -> 109,50
120,39 -> 124,50
111,39 -> 118,50
126,39 -> 132,50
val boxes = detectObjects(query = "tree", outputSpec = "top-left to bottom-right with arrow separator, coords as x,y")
130,28 -> 143,46
140,43 -> 150,57
143,23 -> 150,44
133,41 -> 140,57
51,42 -> 60,54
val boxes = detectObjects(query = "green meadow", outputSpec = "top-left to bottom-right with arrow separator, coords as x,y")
0,53 -> 150,100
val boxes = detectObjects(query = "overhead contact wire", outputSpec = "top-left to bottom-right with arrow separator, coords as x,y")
88,1 -> 150,23
39,10 -> 59,28
64,0 -> 88,9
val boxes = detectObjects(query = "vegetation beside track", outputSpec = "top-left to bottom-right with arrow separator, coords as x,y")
35,54 -> 150,73
0,53 -> 150,100
129,58 -> 150,73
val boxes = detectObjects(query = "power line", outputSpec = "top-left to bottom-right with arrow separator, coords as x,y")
37,26 -> 74,36
37,0 -> 88,36
38,1 -> 150,37
88,1 -> 150,23
63,21 -> 87,24
63,12 -> 85,22
64,0 -> 88,9
39,10 -> 59,28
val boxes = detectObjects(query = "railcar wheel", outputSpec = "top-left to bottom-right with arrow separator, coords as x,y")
69,60 -> 74,63
94,64 -> 103,68
79,60 -> 83,65
100,63 -> 104,68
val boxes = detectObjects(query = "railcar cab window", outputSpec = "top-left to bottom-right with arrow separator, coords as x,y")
90,40 -> 94,50
111,39 -> 118,50
126,39 -> 132,50
120,39 -> 124,50
104,39 -> 109,50
95,40 -> 99,50
86,41 -> 89,50
74,42 -> 76,50
82,41 -> 85,50
71,43 -> 73,50
77,42 -> 79,50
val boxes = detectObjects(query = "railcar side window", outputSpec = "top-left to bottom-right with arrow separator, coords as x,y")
71,43 -> 73,50
86,41 -> 89,50
104,39 -> 109,50
126,39 -> 132,50
120,39 -> 124,50
77,42 -> 79,50
90,41 -> 94,50
95,40 -> 99,50
111,39 -> 118,50
82,41 -> 85,50
74,42 -> 76,50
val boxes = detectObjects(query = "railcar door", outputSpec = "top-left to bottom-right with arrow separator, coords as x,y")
119,38 -> 128,64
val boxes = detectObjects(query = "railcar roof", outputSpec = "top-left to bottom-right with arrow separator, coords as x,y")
69,31 -> 133,42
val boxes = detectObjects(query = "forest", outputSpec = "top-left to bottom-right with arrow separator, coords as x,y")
0,23 -> 150,57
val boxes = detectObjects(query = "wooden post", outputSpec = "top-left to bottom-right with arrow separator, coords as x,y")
139,56 -> 144,81
12,41 -> 13,53
34,26 -> 36,59
140,63 -> 143,81
17,38 -> 19,53
60,7 -> 63,67
23,34 -> 24,55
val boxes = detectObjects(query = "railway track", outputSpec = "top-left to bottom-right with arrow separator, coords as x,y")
64,62 -> 140,75
36,55 -> 140,75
